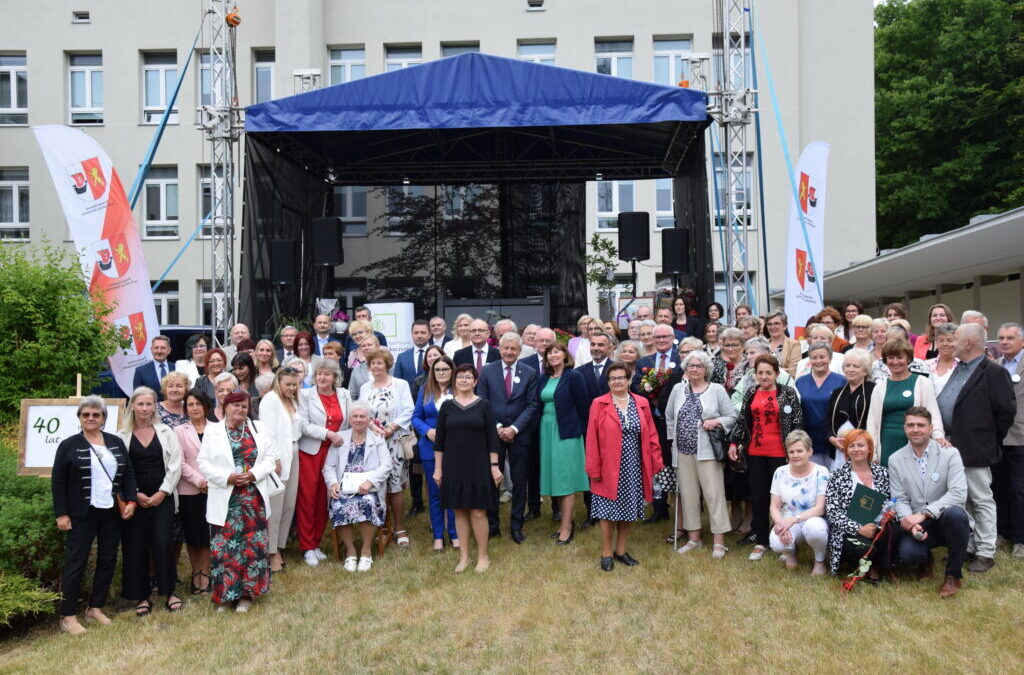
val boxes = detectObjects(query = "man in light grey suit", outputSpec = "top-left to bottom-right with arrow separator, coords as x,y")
889,406 -> 971,598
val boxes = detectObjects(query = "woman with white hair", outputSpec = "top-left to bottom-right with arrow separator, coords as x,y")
665,350 -> 736,557
614,340 -> 643,372
211,372 -> 239,421
825,348 -> 875,467
794,325 -> 845,378
443,313 -> 474,359
927,322 -> 959,395
638,319 -> 657,356
842,314 -> 874,353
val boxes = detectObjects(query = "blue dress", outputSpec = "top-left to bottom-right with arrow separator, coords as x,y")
590,398 -> 646,522
327,442 -> 385,527
796,371 -> 846,458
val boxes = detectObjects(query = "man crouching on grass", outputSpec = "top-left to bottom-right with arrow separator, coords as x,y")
888,407 -> 971,598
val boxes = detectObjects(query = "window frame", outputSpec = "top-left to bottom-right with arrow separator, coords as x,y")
517,41 -> 556,66
333,185 -> 368,236
328,47 -> 366,85
141,52 -> 179,125
0,168 -> 30,241
68,53 -> 103,125
384,45 -> 422,73
594,40 -> 634,79
652,38 -> 694,87
596,180 -> 635,231
0,54 -> 28,125
253,49 -> 275,104
151,280 -> 180,326
142,167 -> 179,239
198,279 -> 226,326
655,178 -> 675,229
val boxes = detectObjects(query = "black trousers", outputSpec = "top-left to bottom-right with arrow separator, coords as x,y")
840,523 -> 896,572
121,497 -> 176,600
488,439 -> 531,533
897,506 -> 971,579
60,506 -> 121,616
408,455 -> 425,509
747,455 -> 787,546
993,445 -> 1024,544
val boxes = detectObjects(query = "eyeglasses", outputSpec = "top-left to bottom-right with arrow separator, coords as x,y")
766,321 -> 784,328
280,367 -> 299,374
607,376 -> 629,382
433,367 -> 451,373
80,411 -> 103,419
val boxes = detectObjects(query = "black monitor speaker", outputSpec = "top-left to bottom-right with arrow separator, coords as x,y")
311,217 -> 344,266
269,239 -> 296,285
661,228 -> 690,275
617,212 -> 650,262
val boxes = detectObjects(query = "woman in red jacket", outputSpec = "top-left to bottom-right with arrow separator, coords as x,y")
586,362 -> 664,572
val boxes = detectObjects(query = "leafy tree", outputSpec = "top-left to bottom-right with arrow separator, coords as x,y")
584,233 -> 619,292
875,0 -> 1024,249
0,242 -> 128,421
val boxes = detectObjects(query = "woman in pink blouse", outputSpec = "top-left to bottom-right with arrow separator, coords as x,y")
174,388 -> 213,594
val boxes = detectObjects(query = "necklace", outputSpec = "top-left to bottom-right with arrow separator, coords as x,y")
612,394 -> 630,403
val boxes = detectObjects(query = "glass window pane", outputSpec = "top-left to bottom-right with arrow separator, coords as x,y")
0,55 -> 26,66
148,167 -> 176,179
70,71 -> 85,107
145,70 -> 160,105
619,182 -> 634,211
656,180 -> 672,211
166,184 -> 178,219
0,187 -> 12,221
0,72 -> 10,105
518,43 -> 555,57
653,56 -> 668,86
385,63 -> 402,73
18,186 -> 28,222
145,53 -> 176,65
597,182 -> 612,212
200,70 -> 211,106
330,65 -> 341,84
92,71 -> 103,106
342,49 -> 365,60
15,71 -> 27,107
351,187 -> 366,217
256,67 -> 271,102
351,64 -> 364,80
618,57 -> 632,79
654,39 -> 691,52
596,41 -> 633,53
164,69 -> 177,102
145,185 -> 161,220
596,58 -> 611,75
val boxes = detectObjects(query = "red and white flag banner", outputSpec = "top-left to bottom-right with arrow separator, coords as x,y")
783,141 -> 829,340
33,125 -> 160,396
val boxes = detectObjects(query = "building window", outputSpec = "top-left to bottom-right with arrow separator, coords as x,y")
442,43 -> 479,57
253,49 -> 274,103
653,38 -> 693,87
332,185 -> 367,235
335,277 -> 368,314
656,178 -> 675,228
0,54 -> 28,125
596,180 -> 634,230
385,46 -> 422,72
198,165 -> 226,238
151,280 -> 179,325
329,48 -> 365,84
142,52 -> 178,124
0,168 -> 29,241
143,166 -> 178,238
198,279 -> 226,326
198,52 -> 211,106
387,184 -> 430,234
595,40 -> 633,78
518,41 -> 555,65
712,34 -> 753,91
68,53 -> 103,124
712,153 -> 753,229
441,184 -> 487,220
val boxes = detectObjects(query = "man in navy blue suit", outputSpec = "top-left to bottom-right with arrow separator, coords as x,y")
656,307 -> 688,343
427,316 -> 451,349
477,332 -> 540,543
453,319 -> 499,374
276,325 -> 298,364
393,320 -> 431,390
520,327 -> 556,520
312,314 -> 345,356
576,330 -> 615,528
631,323 -> 682,522
132,335 -> 175,401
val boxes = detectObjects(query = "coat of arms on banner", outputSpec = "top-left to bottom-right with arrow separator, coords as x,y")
114,312 -> 148,355
796,248 -> 808,290
91,233 -> 131,279
799,171 -> 818,214
65,157 -> 106,202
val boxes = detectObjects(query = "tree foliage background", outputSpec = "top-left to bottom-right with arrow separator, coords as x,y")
0,243 -> 128,422
875,0 -> 1024,249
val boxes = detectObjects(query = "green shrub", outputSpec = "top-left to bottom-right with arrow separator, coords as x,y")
0,573 -> 58,626
0,452 -> 63,587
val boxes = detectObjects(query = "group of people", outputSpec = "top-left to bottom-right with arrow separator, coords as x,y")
51,299 -> 1024,633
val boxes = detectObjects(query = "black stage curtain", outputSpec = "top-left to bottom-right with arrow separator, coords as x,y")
673,135 -> 714,311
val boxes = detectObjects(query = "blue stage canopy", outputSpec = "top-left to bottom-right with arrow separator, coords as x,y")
244,52 -> 710,184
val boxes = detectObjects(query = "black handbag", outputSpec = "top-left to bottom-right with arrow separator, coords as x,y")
708,425 -> 729,463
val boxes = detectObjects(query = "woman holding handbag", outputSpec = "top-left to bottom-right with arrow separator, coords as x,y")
51,396 -> 137,635
197,391 -> 278,612
665,351 -> 736,558
322,402 -> 392,572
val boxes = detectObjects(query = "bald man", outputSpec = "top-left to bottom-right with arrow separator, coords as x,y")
453,319 -> 499,373
222,322 -> 250,360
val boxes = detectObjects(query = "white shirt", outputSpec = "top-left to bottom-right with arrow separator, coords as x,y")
89,443 -> 116,509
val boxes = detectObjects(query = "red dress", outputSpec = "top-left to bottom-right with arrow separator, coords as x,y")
296,392 -> 343,551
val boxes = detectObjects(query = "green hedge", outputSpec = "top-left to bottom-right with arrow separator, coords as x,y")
0,451 -> 63,586
0,573 -> 58,627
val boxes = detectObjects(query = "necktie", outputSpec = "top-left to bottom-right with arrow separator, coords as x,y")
416,349 -> 423,375
159,362 -> 167,379
594,362 -> 602,379
659,354 -> 667,371
475,349 -> 484,375
504,366 -> 513,398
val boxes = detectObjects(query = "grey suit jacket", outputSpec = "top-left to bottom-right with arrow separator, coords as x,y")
888,440 -> 967,521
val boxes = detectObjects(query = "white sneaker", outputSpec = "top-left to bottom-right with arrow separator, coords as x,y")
357,556 -> 373,572
343,556 -> 358,572
235,599 -> 251,613
748,545 -> 767,561
676,540 -> 703,554
314,549 -> 327,561
303,550 -> 320,567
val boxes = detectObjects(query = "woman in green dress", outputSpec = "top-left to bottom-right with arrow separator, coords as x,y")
536,341 -> 591,544
866,339 -> 945,466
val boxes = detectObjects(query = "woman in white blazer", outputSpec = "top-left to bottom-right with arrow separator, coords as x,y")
297,359 -> 352,566
259,367 -> 303,573
322,402 -> 392,572
197,391 -> 277,612
665,351 -> 737,557
118,386 -> 183,616
359,347 -> 415,547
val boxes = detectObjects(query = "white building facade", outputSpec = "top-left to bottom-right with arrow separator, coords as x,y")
0,0 -> 875,328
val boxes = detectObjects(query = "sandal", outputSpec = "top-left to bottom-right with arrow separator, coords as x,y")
711,544 -> 729,559
665,529 -> 686,544
190,571 -> 210,595
395,530 -> 410,547
135,599 -> 152,617
676,540 -> 703,554
165,596 -> 184,612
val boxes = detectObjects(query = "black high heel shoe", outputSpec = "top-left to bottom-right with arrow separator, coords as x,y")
555,521 -> 575,545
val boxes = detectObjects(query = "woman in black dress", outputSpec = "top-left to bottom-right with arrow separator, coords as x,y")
433,364 -> 502,574
119,386 -> 184,616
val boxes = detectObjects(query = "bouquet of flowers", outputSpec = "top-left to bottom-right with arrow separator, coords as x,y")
638,366 -> 673,398
553,328 -> 573,346
841,498 -> 898,594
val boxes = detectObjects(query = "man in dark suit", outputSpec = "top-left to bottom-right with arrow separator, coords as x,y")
393,320 -> 431,390
477,333 -> 540,542
132,335 -> 175,400
631,323 -> 684,522
656,307 -> 688,343
342,306 -> 388,354
576,330 -> 614,528
312,314 -> 345,356
428,316 -> 451,349
936,322 -> 1016,573
520,327 -> 556,520
276,325 -> 298,363
453,319 -> 499,374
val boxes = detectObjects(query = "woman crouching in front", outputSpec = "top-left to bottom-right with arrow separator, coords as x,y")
323,402 -> 392,572
768,430 -> 830,575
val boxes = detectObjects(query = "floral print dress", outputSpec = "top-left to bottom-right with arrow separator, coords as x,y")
209,425 -> 270,605
328,442 -> 385,527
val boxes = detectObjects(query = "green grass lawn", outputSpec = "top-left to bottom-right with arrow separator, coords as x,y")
2,500 -> 1023,674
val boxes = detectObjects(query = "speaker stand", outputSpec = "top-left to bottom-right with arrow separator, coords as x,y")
631,260 -> 638,300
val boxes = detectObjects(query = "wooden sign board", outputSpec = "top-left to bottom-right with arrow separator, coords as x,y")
18,398 -> 125,477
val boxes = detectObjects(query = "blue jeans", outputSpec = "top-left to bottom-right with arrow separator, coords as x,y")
422,458 -> 457,541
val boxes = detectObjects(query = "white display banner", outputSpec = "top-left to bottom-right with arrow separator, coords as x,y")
366,302 -> 415,357
783,141 -> 829,339
33,125 -> 161,395
19,398 -> 124,476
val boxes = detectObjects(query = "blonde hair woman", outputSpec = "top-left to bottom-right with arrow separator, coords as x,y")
444,313 -> 474,359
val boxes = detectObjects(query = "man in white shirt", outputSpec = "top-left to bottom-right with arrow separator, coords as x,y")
428,316 -> 450,348
221,323 -> 250,360
277,325 -> 298,363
